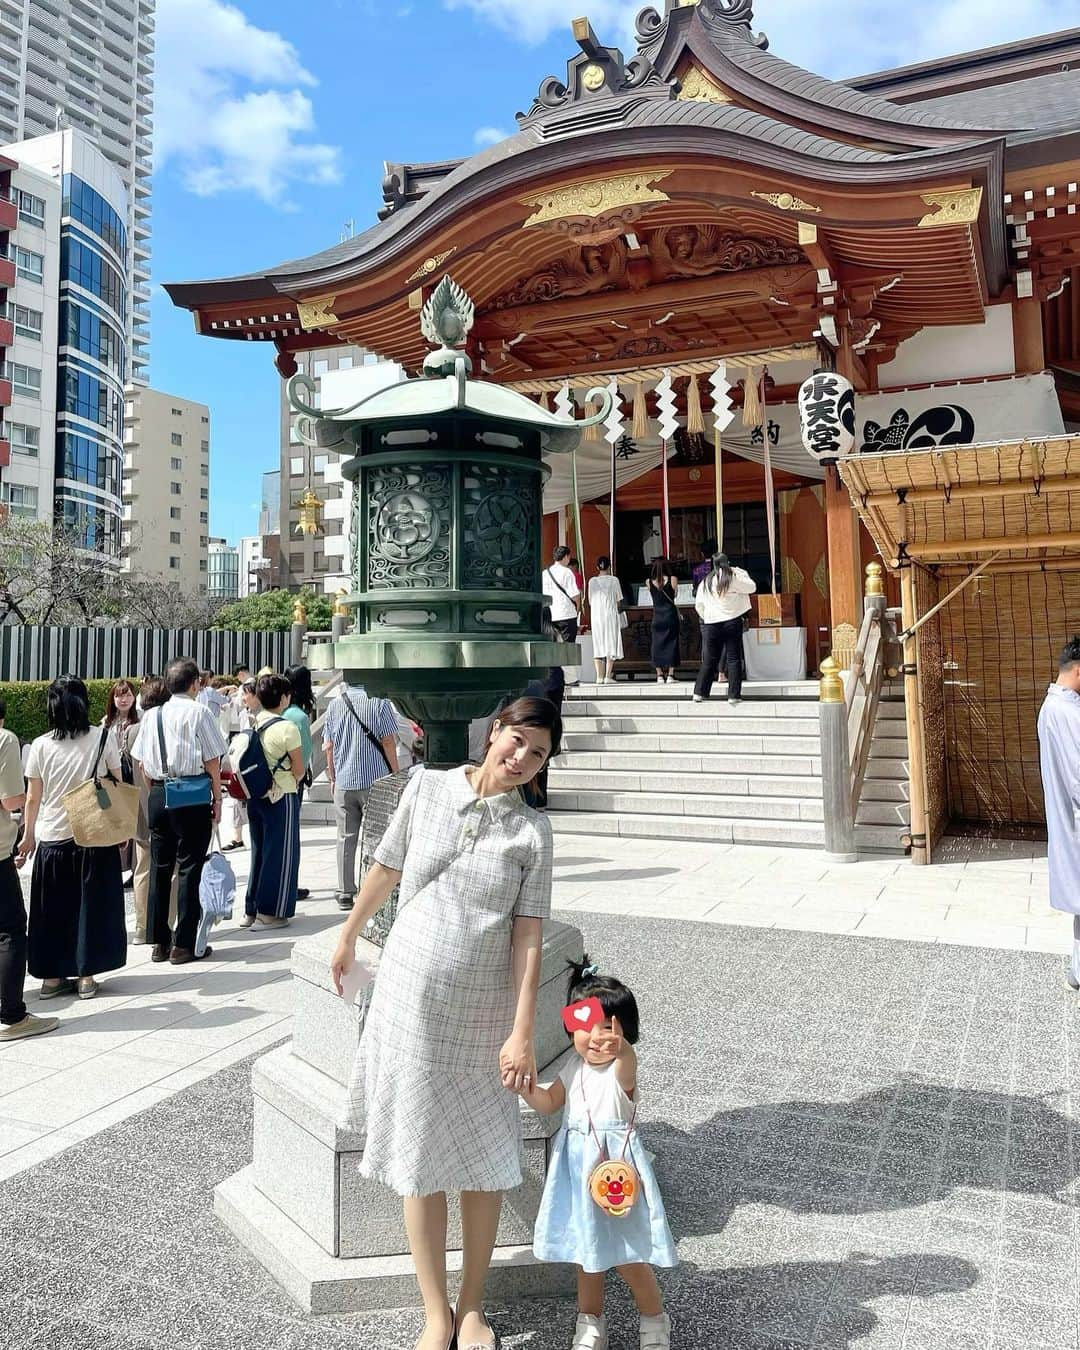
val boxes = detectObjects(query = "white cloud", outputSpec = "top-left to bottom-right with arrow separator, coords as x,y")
444,0 -> 1079,78
154,0 -> 342,206
474,125 -> 512,146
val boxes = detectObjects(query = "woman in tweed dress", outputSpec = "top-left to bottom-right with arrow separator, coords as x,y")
331,696 -> 559,1350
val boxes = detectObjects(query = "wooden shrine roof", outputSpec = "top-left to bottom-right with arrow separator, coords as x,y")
841,436 -> 1080,566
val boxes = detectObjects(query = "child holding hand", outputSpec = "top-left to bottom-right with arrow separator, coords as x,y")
518,957 -> 676,1350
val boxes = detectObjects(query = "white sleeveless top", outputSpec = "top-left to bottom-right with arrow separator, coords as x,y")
558,1057 -> 636,1127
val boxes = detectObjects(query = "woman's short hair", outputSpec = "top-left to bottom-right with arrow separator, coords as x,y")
493,695 -> 562,762
256,673 -> 291,710
47,675 -> 91,740
104,679 -> 139,727
140,676 -> 169,711
596,555 -> 611,571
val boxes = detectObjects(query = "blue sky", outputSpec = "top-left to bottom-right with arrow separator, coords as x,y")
150,0 -> 1079,545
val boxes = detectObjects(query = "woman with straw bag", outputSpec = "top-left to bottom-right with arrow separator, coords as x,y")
17,676 -> 128,1001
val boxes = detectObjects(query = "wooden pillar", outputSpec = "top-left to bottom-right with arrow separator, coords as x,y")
899,565 -> 929,866
827,328 -> 864,667
1012,297 -> 1045,375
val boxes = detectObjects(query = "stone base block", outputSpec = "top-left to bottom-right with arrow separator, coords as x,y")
252,1041 -> 574,1259
216,1165 -> 575,1315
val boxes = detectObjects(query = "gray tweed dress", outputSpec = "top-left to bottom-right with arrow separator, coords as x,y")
344,766 -> 553,1196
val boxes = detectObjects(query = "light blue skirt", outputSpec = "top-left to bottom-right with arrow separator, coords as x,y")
533,1121 -> 678,1274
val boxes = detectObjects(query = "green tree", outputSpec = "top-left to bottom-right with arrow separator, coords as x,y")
212,589 -> 332,633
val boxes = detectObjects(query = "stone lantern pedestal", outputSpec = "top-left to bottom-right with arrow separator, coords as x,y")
215,921 -> 582,1313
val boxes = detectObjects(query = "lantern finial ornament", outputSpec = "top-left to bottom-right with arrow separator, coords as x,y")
292,597 -> 307,625
420,276 -> 475,380
294,487 -> 325,537
798,368 -> 856,466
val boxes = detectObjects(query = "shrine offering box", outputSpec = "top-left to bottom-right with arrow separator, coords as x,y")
756,594 -> 798,627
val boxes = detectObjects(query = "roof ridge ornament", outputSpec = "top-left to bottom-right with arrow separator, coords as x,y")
636,0 -> 768,57
420,275 -> 475,382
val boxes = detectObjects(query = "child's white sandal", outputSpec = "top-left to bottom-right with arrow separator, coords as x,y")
571,1313 -> 608,1350
639,1311 -> 671,1350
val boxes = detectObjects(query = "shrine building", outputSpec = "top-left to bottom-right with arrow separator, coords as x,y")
167,0 -> 1080,851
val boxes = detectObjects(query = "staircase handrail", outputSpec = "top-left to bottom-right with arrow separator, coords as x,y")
845,605 -> 886,816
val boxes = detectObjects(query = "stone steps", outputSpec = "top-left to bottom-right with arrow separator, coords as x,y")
546,809 -> 901,851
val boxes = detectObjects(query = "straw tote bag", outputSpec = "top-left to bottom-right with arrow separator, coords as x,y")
62,727 -> 140,848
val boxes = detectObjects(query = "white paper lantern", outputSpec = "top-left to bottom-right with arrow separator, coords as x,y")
798,369 -> 856,465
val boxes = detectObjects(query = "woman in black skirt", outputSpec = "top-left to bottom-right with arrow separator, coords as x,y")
648,556 -> 682,683
17,676 -> 127,1000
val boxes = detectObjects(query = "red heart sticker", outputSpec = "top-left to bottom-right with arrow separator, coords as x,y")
562,997 -> 605,1035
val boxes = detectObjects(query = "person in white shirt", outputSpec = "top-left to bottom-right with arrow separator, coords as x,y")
542,545 -> 581,644
693,552 -> 757,706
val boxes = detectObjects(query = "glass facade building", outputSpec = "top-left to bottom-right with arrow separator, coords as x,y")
56,174 -> 127,558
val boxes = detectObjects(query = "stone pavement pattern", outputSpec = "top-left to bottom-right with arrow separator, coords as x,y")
5,912 -> 1080,1350
0,828 -> 1063,1183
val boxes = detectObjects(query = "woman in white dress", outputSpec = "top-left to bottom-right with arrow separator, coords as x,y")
588,555 -> 624,685
331,696 -> 558,1350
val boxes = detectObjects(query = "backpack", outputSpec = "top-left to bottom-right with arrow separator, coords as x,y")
234,716 -> 290,801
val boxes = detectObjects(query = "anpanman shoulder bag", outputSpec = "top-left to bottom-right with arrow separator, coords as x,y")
581,1074 -> 640,1219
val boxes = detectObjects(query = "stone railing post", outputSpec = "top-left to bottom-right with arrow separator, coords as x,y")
819,655 -> 857,862
331,588 -> 348,642
290,597 -> 307,667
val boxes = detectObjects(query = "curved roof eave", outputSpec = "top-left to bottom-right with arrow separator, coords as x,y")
164,109 -> 1008,311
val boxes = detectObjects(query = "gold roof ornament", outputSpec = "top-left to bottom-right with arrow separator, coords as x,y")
292,597 -> 307,625
917,188 -> 983,229
333,588 -> 349,617
296,296 -> 338,331
294,487 -> 325,537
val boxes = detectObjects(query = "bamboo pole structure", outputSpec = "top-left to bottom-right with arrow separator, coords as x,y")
900,566 -> 929,865
861,474 -> 1080,508
936,555 -> 1080,576
904,531 -> 1080,559
899,551 -> 1003,641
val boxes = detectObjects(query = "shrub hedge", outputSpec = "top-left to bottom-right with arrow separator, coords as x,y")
0,679 -> 133,745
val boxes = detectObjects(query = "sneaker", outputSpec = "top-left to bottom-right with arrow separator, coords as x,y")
1066,967 -> 1079,992
728,697 -> 742,707
336,894 -> 355,912
38,978 -> 76,1000
0,1012 -> 59,1043
255,916 -> 290,928
238,913 -> 256,929
571,1313 -> 608,1350
656,675 -> 665,684
296,888 -> 310,900
639,1312 -> 671,1350
665,676 -> 680,684
77,978 -> 99,1000
692,694 -> 704,703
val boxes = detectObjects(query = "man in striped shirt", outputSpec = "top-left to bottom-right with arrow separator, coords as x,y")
322,685 -> 399,911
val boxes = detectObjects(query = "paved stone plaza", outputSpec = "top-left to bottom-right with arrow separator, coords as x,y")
4,828 -> 1077,1349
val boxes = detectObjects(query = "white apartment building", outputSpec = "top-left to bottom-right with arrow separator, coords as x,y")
279,345 -> 387,594
1,130 -> 128,557
238,534 -> 267,596
0,0 -> 154,380
207,535 -> 238,601
122,385 -> 209,595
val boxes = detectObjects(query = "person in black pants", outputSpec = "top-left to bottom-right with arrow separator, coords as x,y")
0,699 -> 58,1043
131,659 -> 228,965
692,552 -> 757,705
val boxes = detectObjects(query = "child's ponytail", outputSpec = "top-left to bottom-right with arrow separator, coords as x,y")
564,954 -> 641,1044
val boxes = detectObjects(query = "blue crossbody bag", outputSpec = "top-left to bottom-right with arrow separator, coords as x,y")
156,707 -> 212,809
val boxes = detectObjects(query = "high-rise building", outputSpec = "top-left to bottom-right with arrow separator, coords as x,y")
0,1 -> 154,381
1,130 -> 127,557
122,385 -> 209,593
279,346 -> 382,593
238,534 -> 268,596
207,536 -> 238,601
259,469 -> 279,536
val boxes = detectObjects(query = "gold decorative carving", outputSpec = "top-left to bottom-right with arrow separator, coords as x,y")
751,190 -> 822,214
917,187 -> 983,229
812,554 -> 828,598
831,621 -> 858,671
651,225 -> 801,281
406,249 -> 456,283
521,171 -> 673,228
582,63 -> 605,91
296,297 -> 338,331
781,557 -> 804,593
677,63 -> 732,104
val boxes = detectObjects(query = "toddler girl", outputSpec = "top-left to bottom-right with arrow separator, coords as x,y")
520,957 -> 676,1350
